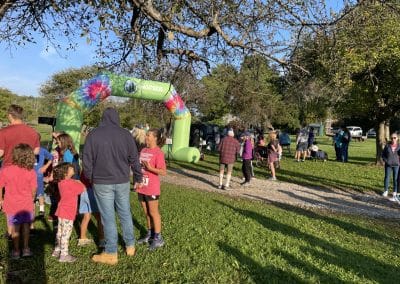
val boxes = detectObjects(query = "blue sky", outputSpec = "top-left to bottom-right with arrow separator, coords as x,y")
0,36 -> 97,97
0,1 -> 345,98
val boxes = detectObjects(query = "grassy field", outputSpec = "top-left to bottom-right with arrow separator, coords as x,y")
170,136 -> 384,194
1,132 -> 397,283
1,184 -> 399,283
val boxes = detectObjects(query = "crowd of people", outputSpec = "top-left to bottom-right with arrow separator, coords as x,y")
0,105 -> 167,265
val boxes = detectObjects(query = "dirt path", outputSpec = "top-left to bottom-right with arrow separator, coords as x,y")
162,167 -> 400,219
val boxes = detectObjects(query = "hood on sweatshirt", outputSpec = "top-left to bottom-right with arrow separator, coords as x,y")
99,107 -> 120,127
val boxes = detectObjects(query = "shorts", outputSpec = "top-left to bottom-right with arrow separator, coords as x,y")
79,188 -> 99,214
7,211 -> 34,225
138,193 -> 160,202
219,163 -> 234,172
296,142 -> 308,152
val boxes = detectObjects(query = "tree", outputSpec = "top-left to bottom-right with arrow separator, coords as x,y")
198,64 -> 237,123
0,1 -> 363,73
320,1 -> 400,163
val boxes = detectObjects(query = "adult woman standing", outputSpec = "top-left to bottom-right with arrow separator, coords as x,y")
382,133 -> 400,201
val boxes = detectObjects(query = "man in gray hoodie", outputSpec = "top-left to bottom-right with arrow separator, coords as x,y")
83,107 -> 142,265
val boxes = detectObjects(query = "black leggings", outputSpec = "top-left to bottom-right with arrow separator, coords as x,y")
242,159 -> 252,182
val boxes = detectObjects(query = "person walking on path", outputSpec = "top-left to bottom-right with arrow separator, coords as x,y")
241,132 -> 253,187
83,107 -> 142,265
382,133 -> 400,201
217,129 -> 240,190
267,132 -> 281,181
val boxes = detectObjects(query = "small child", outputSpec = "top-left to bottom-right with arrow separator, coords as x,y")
0,144 -> 37,259
136,128 -> 167,250
34,139 -> 53,217
51,162 -> 85,262
78,171 -> 104,247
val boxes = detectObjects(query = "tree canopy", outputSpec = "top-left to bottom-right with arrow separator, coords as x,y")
0,0 -> 363,73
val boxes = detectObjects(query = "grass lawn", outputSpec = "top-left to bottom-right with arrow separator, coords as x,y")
1,184 -> 399,283
170,137 -> 384,194
1,131 -> 397,283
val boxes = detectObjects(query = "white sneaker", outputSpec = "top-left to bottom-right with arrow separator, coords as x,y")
224,185 -> 232,191
389,194 -> 399,202
382,191 -> 389,197
217,185 -> 223,189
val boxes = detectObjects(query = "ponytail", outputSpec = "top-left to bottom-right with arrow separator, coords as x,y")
149,128 -> 166,147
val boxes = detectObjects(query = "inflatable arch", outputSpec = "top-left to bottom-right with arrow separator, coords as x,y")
55,72 -> 200,163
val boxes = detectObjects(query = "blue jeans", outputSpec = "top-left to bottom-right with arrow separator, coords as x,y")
93,182 -> 135,253
341,144 -> 349,162
384,165 -> 399,193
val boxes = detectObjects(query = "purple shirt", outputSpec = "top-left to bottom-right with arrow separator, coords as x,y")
242,139 -> 253,160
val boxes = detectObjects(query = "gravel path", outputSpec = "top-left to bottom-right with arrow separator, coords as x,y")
162,167 -> 400,219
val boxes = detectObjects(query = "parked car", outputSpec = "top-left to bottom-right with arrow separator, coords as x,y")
367,128 -> 376,138
347,126 -> 363,137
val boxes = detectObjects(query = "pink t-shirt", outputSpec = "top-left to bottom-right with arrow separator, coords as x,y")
56,179 -> 85,221
0,165 -> 37,215
137,147 -> 166,196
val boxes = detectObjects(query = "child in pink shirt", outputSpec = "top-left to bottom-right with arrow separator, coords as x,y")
0,144 -> 37,259
136,128 -> 166,250
51,162 -> 85,262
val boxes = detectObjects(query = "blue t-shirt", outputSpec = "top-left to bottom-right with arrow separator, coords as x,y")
63,149 -> 80,179
35,147 -> 53,175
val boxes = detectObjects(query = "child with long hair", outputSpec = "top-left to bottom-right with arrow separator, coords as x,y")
51,162 -> 85,262
57,133 -> 80,179
0,144 -> 37,259
136,128 -> 167,250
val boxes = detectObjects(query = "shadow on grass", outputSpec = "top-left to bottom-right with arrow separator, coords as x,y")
7,217 -> 54,283
217,242 -> 307,283
171,161 -> 217,175
242,195 -> 399,245
278,168 -> 379,193
167,167 -> 217,188
215,200 -> 399,283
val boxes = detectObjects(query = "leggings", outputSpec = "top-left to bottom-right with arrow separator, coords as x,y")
54,218 -> 74,256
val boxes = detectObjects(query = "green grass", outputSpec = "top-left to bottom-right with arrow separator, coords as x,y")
1,184 -> 399,283
170,137 -> 383,194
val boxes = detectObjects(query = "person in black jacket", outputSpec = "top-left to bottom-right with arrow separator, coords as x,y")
381,133 -> 400,201
83,107 -> 143,265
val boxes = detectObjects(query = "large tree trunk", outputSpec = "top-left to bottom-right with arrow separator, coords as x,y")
375,121 -> 390,165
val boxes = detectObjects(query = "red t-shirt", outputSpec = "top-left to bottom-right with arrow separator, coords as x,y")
137,147 -> 166,196
0,124 -> 40,166
0,165 -> 37,215
55,179 -> 85,221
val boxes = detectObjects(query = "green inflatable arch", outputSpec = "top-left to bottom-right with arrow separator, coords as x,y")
55,72 -> 200,163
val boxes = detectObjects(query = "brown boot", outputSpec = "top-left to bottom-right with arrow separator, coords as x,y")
126,246 -> 135,256
91,252 -> 118,265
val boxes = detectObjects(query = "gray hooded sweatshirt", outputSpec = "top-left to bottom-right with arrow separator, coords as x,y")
82,107 -> 143,185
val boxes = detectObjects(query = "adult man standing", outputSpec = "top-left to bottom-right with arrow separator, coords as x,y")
82,107 -> 142,265
0,105 -> 40,165
0,104 -> 40,237
217,129 -> 240,190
